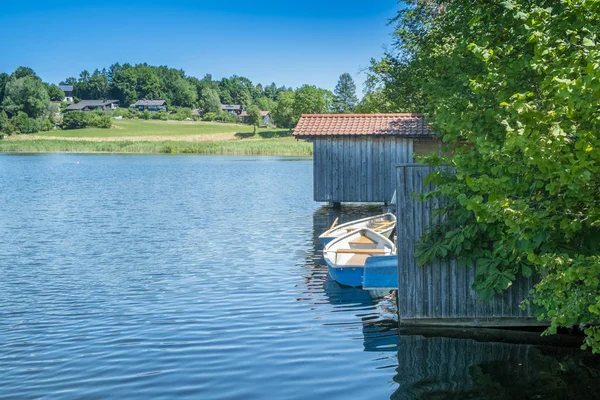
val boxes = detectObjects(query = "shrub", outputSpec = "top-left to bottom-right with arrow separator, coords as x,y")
113,107 -> 135,119
0,111 -> 8,132
152,111 -> 169,120
62,111 -> 89,129
202,112 -> 218,121
39,118 -> 53,132
3,122 -> 16,135
62,110 -> 112,129
13,111 -> 40,134
141,110 -> 151,120
94,115 -> 112,128
216,111 -> 240,123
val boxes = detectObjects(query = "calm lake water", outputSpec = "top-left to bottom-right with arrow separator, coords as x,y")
1,154 -> 599,400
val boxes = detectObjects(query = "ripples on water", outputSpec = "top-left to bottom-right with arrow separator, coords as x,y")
1,154 -> 599,400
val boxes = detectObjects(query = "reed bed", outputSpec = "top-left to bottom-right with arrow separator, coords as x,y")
0,138 -> 313,156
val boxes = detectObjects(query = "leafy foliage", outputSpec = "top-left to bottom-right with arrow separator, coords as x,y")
245,105 -> 262,134
272,91 -> 296,129
62,111 -> 112,129
46,84 -> 65,102
2,76 -> 50,118
372,0 -> 600,350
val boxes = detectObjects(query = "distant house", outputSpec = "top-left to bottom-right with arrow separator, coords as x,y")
65,100 -> 119,112
191,109 -> 201,117
59,85 -> 74,102
130,100 -> 167,112
240,110 -> 271,126
221,104 -> 243,115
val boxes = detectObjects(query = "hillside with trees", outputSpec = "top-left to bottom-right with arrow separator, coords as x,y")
0,64 -> 363,136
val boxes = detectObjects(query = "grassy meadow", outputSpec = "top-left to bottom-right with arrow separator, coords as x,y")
0,119 -> 312,156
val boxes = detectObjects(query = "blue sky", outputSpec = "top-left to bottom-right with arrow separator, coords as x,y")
0,0 -> 400,93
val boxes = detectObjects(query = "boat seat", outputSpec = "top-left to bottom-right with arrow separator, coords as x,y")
349,236 -> 376,245
336,248 -> 387,254
346,254 -> 370,266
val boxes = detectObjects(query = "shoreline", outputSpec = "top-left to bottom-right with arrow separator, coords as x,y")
0,137 -> 312,156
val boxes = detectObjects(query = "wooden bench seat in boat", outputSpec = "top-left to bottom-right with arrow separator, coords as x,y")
346,254 -> 371,265
349,236 -> 376,245
335,248 -> 387,254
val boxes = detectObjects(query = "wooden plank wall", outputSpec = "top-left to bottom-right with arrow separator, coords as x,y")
313,136 -> 414,202
396,164 -> 539,326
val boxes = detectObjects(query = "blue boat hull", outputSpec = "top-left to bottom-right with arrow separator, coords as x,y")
362,255 -> 398,290
325,259 -> 364,287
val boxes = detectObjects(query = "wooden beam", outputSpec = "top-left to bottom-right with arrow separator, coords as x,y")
335,248 -> 387,254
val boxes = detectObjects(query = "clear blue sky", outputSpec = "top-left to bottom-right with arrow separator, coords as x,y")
0,0 -> 401,93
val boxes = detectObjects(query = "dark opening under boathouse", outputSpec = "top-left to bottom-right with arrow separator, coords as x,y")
293,113 -> 438,204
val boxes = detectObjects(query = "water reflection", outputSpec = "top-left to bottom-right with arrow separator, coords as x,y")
391,332 -> 600,400
308,205 -> 600,400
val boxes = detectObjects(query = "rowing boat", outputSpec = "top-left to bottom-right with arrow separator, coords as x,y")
318,213 -> 396,245
323,228 -> 395,287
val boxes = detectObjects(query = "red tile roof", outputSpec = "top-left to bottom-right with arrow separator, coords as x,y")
293,113 -> 433,138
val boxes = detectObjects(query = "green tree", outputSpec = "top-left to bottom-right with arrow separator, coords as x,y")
199,88 -> 221,114
333,73 -> 358,113
0,72 -> 9,105
245,105 -> 262,134
0,110 -> 8,133
354,90 -> 393,113
46,84 -> 65,101
12,111 -> 40,134
111,66 -> 138,105
376,0 -> 600,351
10,66 -> 38,80
2,76 -> 50,118
293,85 -> 328,118
170,78 -> 197,107
272,91 -> 296,129
254,96 -> 276,111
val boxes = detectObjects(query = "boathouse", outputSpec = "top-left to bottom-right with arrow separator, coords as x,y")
293,114 -> 437,204
395,164 -> 540,327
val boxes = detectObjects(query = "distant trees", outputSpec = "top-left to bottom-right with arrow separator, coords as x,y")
293,85 -> 331,116
2,76 -> 50,119
46,84 -> 64,102
0,73 -> 9,106
199,88 -> 221,114
245,105 -> 262,134
62,111 -> 111,129
0,62 -> 357,135
333,73 -> 358,113
272,91 -> 296,129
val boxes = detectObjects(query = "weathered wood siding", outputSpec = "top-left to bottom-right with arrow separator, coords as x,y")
396,164 -> 538,326
313,136 -> 414,203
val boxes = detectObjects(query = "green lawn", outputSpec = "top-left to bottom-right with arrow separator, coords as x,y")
1,119 -> 312,156
36,119 -> 289,138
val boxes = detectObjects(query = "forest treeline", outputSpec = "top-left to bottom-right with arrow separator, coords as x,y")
0,64 -> 362,135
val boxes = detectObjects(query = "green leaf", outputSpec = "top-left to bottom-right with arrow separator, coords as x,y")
583,37 -> 595,47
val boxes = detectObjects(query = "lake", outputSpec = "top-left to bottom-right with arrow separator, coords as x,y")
1,154 -> 599,400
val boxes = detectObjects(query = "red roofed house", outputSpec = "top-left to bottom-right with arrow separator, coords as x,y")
293,113 -> 438,204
